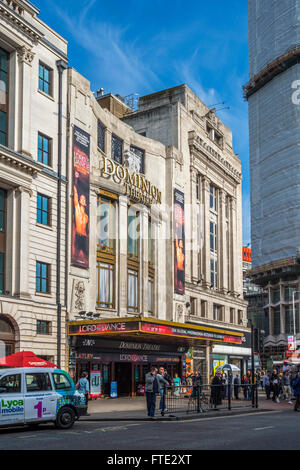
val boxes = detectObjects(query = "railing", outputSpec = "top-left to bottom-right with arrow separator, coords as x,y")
159,383 -> 258,416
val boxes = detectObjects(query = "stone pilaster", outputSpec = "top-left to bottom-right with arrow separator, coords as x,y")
17,46 -> 34,157
118,195 -> 128,316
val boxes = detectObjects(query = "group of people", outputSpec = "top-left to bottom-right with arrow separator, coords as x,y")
261,366 -> 300,411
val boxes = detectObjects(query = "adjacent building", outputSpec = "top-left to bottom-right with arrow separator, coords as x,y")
0,0 -> 68,367
244,0 -> 300,364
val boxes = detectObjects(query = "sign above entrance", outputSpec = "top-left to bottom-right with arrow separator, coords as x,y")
100,155 -> 162,205
69,321 -> 139,335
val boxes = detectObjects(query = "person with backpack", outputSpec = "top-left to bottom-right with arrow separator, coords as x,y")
270,368 -> 280,403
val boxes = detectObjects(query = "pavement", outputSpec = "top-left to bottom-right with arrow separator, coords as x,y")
80,390 -> 295,421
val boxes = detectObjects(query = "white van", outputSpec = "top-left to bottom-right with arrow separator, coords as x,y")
0,367 -> 87,430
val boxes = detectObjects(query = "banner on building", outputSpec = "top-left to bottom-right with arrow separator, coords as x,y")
71,126 -> 90,268
174,189 -> 185,294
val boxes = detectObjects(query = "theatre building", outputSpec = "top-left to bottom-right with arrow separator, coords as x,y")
67,317 -> 244,396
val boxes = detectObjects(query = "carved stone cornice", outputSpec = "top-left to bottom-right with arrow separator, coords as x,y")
0,2 -> 43,43
0,146 -> 40,176
188,130 -> 242,184
17,45 -> 34,65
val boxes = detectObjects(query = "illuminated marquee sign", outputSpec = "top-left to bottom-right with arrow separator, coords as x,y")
100,156 -> 162,205
69,321 -> 139,335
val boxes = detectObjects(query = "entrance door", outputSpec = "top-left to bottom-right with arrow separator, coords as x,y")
115,363 -> 132,396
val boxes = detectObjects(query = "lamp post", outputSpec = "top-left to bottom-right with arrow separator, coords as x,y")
292,290 -> 300,352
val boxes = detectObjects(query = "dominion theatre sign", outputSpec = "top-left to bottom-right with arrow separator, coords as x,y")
100,155 -> 162,205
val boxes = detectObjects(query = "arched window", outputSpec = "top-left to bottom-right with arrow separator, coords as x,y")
0,316 -> 15,357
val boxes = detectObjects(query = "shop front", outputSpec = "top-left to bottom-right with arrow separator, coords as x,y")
67,317 -> 244,396
211,330 -> 251,376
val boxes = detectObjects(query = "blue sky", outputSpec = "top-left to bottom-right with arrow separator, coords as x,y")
34,0 -> 250,245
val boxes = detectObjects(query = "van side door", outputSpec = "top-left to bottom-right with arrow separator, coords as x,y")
0,373 -> 24,426
24,372 -> 57,423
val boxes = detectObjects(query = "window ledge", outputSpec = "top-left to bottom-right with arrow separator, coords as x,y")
35,292 -> 52,298
36,222 -> 53,231
38,88 -> 55,102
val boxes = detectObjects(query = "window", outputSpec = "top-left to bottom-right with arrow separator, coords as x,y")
130,145 -> 145,174
0,188 -> 6,232
98,120 -> 106,152
128,269 -> 138,313
37,194 -> 50,226
238,310 -> 243,325
36,262 -> 50,294
128,208 -> 140,259
213,304 -> 222,321
210,221 -> 217,253
111,134 -> 123,164
52,373 -> 72,391
196,174 -> 201,201
97,195 -> 116,309
272,289 -> 280,304
285,305 -> 299,335
273,307 -> 281,335
200,300 -> 207,318
0,374 -> 21,394
210,258 -> 218,288
39,63 -> 52,95
97,261 -> 114,308
209,184 -> 217,212
190,297 -> 197,315
285,287 -> 296,302
0,48 -> 9,146
36,320 -> 51,335
38,133 -> 51,166
97,196 -> 116,254
26,373 -> 52,392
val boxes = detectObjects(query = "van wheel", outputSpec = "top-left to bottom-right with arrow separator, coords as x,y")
55,406 -> 76,430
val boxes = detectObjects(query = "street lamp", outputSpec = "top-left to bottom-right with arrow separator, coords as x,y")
292,290 -> 300,352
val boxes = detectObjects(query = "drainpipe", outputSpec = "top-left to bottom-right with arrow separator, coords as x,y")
56,59 -> 68,368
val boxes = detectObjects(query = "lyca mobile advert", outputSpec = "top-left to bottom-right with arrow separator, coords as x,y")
1,398 -> 24,416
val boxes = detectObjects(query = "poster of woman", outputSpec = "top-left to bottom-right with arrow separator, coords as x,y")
71,126 -> 90,269
174,189 -> 185,294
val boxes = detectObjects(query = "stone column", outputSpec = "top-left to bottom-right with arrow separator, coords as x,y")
140,207 -> 149,315
17,46 -> 35,157
118,196 -> 128,316
219,189 -> 228,294
191,169 -> 199,282
14,186 -> 32,298
202,176 -> 211,288
230,197 -> 238,295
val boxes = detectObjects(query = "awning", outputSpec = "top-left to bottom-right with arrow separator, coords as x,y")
68,316 -> 244,347
0,351 -> 57,368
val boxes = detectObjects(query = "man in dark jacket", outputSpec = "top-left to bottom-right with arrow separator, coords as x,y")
270,369 -> 280,403
191,370 -> 202,398
211,372 -> 222,408
145,367 -> 168,419
234,374 -> 240,400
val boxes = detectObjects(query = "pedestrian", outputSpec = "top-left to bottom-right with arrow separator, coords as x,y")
211,372 -> 222,408
263,370 -> 271,400
173,373 -> 181,398
247,370 -> 252,401
241,374 -> 248,400
282,370 -> 293,403
76,371 -> 90,410
270,368 -> 280,403
228,371 -> 233,398
234,374 -> 240,400
291,372 -> 300,412
191,370 -> 202,398
158,366 -> 170,413
145,366 -> 169,419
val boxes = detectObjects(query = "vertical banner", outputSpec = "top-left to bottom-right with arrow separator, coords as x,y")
71,126 -> 90,268
174,189 -> 185,294
90,371 -> 102,398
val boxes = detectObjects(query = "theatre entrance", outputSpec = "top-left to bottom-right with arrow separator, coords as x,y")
115,362 -> 132,396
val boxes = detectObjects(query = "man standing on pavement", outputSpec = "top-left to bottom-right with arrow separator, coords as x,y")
158,367 -> 170,413
145,367 -> 168,419
282,370 -> 292,403
263,370 -> 271,400
270,368 -> 280,403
